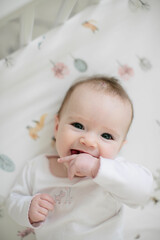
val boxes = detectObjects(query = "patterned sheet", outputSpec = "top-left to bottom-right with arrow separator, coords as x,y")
0,0 -> 160,239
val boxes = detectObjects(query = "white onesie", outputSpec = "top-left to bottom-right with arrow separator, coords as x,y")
7,154 -> 153,240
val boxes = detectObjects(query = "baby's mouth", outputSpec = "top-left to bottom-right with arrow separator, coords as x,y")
70,149 -> 85,155
70,149 -> 98,158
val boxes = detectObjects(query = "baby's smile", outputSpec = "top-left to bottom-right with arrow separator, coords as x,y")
70,149 -> 86,155
70,149 -> 98,158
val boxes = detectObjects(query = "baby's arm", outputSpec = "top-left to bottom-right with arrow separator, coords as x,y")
6,159 -> 54,227
93,156 -> 153,207
58,154 -> 153,206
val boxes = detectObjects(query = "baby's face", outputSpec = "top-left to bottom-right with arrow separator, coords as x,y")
54,85 -> 132,160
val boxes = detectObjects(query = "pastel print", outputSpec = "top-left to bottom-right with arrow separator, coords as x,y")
50,60 -> 69,78
70,55 -> 88,72
82,20 -> 99,33
27,114 -> 47,140
74,58 -> 88,72
17,228 -> 35,239
128,0 -> 150,11
137,56 -> 152,71
0,154 -> 15,172
117,61 -> 134,81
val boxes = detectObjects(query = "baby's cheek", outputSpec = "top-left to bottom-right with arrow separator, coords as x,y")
55,141 -> 64,157
100,148 -> 115,160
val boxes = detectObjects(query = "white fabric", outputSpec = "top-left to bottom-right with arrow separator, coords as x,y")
6,154 -> 153,240
0,0 -> 160,239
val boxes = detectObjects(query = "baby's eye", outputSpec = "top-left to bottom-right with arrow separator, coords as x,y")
101,133 -> 113,140
71,122 -> 84,130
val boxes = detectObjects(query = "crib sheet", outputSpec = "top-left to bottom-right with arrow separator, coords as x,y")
0,0 -> 160,239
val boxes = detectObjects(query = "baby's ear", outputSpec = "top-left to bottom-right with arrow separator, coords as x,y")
54,115 -> 59,137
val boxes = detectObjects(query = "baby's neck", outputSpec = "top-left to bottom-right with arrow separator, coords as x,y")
47,156 -> 68,178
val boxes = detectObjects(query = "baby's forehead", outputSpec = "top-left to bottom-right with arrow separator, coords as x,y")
71,82 -> 106,96
70,83 -> 132,117
69,83 -> 116,101
68,83 -> 128,108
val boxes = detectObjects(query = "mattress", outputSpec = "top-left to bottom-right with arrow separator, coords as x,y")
0,0 -> 160,239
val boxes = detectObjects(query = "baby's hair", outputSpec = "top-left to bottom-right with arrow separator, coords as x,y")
57,75 -> 134,130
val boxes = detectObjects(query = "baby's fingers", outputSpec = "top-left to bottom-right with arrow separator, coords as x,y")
58,155 -> 77,163
40,194 -> 54,205
39,199 -> 54,211
67,160 -> 79,180
38,206 -> 49,217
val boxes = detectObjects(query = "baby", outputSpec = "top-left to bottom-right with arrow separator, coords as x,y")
7,76 -> 153,240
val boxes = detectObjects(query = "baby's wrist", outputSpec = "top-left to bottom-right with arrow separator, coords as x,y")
92,157 -> 100,178
28,216 -> 34,225
29,215 -> 44,226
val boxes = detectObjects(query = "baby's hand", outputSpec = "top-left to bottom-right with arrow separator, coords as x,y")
58,153 -> 100,180
28,193 -> 55,224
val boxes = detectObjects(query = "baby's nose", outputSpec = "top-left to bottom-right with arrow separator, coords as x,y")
80,133 -> 97,148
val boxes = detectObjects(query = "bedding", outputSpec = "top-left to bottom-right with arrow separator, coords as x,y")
0,0 -> 160,239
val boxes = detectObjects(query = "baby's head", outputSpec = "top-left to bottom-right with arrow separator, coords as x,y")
54,76 -> 133,159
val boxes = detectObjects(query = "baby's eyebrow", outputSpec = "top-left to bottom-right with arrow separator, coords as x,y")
67,115 -> 86,122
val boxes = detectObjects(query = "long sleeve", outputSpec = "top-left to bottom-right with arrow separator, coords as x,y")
93,156 -> 153,207
6,161 -> 34,227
